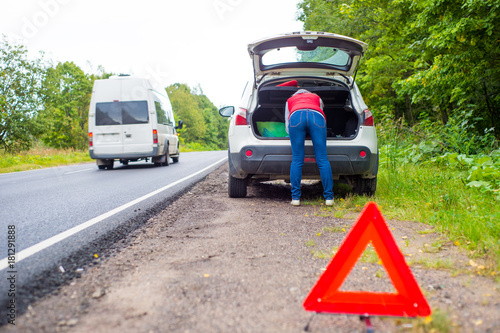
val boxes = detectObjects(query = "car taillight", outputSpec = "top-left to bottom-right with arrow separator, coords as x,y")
153,129 -> 158,144
88,132 -> 93,147
235,108 -> 248,126
363,109 -> 374,126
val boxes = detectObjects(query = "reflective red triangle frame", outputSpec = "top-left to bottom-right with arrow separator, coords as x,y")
303,202 -> 431,317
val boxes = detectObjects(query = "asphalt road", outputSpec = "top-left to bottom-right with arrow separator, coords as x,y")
0,150 -> 227,313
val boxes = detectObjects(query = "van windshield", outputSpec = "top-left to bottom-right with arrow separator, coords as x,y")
96,101 -> 149,125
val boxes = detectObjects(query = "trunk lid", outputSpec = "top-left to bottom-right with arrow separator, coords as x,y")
248,32 -> 368,82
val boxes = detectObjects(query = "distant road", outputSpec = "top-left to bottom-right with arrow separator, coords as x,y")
0,151 -> 227,309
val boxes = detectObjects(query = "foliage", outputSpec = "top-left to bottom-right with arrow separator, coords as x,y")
432,150 -> 500,200
166,83 -> 228,150
40,61 -> 95,150
0,35 -> 46,152
297,0 -> 500,140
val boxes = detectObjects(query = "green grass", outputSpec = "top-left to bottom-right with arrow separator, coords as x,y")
378,161 -> 498,266
313,148 -> 500,271
0,146 -> 93,173
179,142 -> 227,152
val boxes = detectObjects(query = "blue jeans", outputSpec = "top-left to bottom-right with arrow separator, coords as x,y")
289,109 -> 334,200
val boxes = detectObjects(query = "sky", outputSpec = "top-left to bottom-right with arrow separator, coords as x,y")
1,0 -> 304,108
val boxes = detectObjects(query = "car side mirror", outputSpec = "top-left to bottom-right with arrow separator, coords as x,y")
219,106 -> 235,117
176,120 -> 184,130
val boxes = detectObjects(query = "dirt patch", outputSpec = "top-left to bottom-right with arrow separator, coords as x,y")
2,164 -> 499,333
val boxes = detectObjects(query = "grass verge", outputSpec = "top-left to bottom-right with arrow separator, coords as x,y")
312,153 -> 500,272
0,146 -> 93,173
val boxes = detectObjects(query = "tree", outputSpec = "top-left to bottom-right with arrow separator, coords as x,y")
297,0 -> 500,139
165,83 -> 228,149
166,83 -> 207,144
40,61 -> 94,150
196,93 -> 228,150
0,36 -> 46,152
395,0 -> 500,134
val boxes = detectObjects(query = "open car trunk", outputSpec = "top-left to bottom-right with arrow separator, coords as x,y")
251,82 -> 359,139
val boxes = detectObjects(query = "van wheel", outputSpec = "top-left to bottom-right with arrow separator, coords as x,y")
97,160 -> 114,170
228,175 -> 247,198
154,148 -> 169,167
172,149 -> 179,163
164,149 -> 170,166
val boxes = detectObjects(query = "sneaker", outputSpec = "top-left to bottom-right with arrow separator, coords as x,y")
325,199 -> 334,206
291,199 -> 300,206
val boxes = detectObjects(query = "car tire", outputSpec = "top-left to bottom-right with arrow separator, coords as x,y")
98,165 -> 106,170
354,176 -> 377,196
228,175 -> 247,198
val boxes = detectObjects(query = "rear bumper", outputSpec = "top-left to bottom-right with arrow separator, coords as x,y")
89,146 -> 160,160
229,145 -> 377,179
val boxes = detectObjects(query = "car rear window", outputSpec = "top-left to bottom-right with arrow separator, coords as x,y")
262,46 -> 350,67
96,101 -> 149,125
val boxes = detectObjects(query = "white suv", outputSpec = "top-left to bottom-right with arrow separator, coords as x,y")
219,32 -> 378,198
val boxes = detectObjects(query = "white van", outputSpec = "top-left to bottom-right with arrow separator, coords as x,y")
88,75 -> 183,169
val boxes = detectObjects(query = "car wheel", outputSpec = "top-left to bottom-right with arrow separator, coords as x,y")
228,174 -> 247,198
98,165 -> 106,170
354,176 -> 377,196
172,155 -> 179,163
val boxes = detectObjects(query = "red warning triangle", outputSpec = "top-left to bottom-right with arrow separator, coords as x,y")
303,201 -> 431,317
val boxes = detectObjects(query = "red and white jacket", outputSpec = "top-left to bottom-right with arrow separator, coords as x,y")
285,90 -> 325,133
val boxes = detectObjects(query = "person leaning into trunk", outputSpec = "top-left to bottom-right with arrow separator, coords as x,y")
280,80 -> 334,206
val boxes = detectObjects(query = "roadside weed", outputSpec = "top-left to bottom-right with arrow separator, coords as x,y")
408,257 -> 455,270
305,240 -> 315,247
322,226 -> 347,233
0,144 -> 92,173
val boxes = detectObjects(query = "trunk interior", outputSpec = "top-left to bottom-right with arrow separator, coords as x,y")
252,82 -> 359,139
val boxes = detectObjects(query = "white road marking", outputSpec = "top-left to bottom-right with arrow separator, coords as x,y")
0,157 -> 227,271
64,168 -> 94,175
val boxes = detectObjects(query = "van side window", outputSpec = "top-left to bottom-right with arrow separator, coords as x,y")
153,91 -> 173,126
155,101 -> 168,124
154,101 -> 170,125
96,101 -> 149,125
